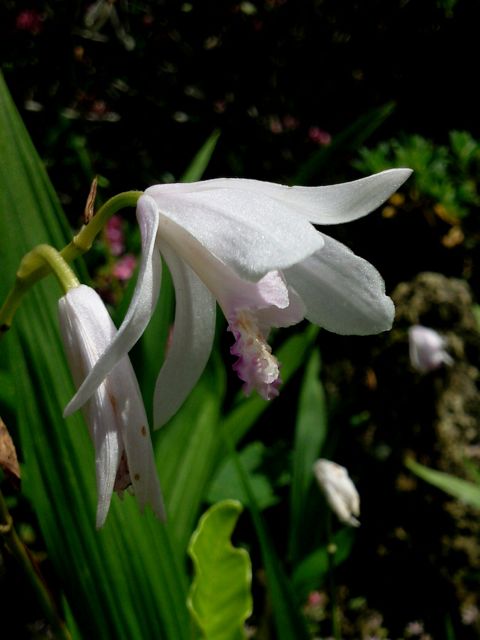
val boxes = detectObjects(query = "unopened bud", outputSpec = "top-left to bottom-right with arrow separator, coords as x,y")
313,459 -> 360,527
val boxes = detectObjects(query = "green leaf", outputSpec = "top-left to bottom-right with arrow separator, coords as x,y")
292,528 -> 355,601
406,458 -> 480,509
0,70 -> 190,640
293,102 -> 395,185
181,130 -> 220,183
207,442 -> 279,510
188,500 -> 252,640
289,350 -> 328,563
226,439 -> 310,640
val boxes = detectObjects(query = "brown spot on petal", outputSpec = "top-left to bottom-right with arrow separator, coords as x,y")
141,425 -> 147,437
108,392 -> 118,416
134,473 -> 140,481
0,417 -> 21,489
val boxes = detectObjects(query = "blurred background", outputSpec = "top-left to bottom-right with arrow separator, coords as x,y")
1,1 -> 480,639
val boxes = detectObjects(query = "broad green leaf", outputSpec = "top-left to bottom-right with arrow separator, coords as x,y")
227,440 -> 310,640
292,528 -> 355,601
188,500 -> 252,640
289,350 -> 328,563
207,442 -> 279,510
406,458 -> 480,509
0,71 -> 190,639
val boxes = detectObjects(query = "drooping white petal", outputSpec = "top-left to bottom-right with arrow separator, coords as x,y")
59,284 -> 166,526
59,285 -> 124,528
148,168 -> 412,225
146,185 -> 324,280
285,233 -> 394,335
107,360 -> 166,521
64,195 -> 162,415
153,239 -> 217,429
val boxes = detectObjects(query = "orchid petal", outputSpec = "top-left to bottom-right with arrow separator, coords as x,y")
148,168 -> 412,225
285,233 -> 394,335
107,360 -> 166,521
59,286 -> 124,528
64,194 -> 161,415
146,186 -> 324,280
153,240 -> 217,429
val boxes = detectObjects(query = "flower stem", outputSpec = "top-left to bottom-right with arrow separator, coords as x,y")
0,487 -> 72,640
0,244 -> 79,333
326,512 -> 341,640
0,191 -> 142,335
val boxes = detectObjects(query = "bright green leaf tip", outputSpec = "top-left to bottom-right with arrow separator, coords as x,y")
188,500 -> 253,640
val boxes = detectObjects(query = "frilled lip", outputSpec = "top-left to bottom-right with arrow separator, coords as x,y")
64,168 -> 411,429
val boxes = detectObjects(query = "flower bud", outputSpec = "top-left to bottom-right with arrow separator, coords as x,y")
313,459 -> 360,527
408,325 -> 453,374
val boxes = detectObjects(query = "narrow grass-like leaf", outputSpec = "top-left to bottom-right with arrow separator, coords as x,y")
292,102 -> 395,185
181,130 -> 221,183
289,350 -> 328,563
188,500 -> 252,640
406,458 -> 480,509
227,439 -> 310,640
155,353 -> 226,555
0,71 -> 190,640
291,528 -> 355,601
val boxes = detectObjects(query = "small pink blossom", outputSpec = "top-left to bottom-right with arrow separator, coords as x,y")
105,215 -> 125,256
112,254 -> 137,281
308,126 -> 332,146
16,9 -> 44,34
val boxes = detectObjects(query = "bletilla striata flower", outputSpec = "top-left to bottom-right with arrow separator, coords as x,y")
64,168 -> 411,428
408,324 -> 453,373
313,459 -> 360,527
59,284 -> 165,528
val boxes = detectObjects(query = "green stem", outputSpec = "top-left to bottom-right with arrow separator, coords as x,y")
0,245 -> 79,333
0,191 -> 142,334
0,487 -> 72,640
326,513 -> 341,640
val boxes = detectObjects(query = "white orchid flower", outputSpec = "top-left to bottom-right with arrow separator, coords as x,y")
59,284 -> 165,528
408,324 -> 453,373
64,168 -> 411,428
313,459 -> 360,527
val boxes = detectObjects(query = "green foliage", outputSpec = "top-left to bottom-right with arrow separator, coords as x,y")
406,458 -> 480,509
207,442 -> 279,510
292,528 -> 355,601
355,131 -> 480,219
289,349 -> 328,563
188,500 -> 253,640
0,69 -> 192,640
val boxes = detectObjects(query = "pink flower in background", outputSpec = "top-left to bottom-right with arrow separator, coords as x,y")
308,126 -> 332,146
16,10 -> 44,34
113,254 -> 137,281
105,215 -> 125,256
